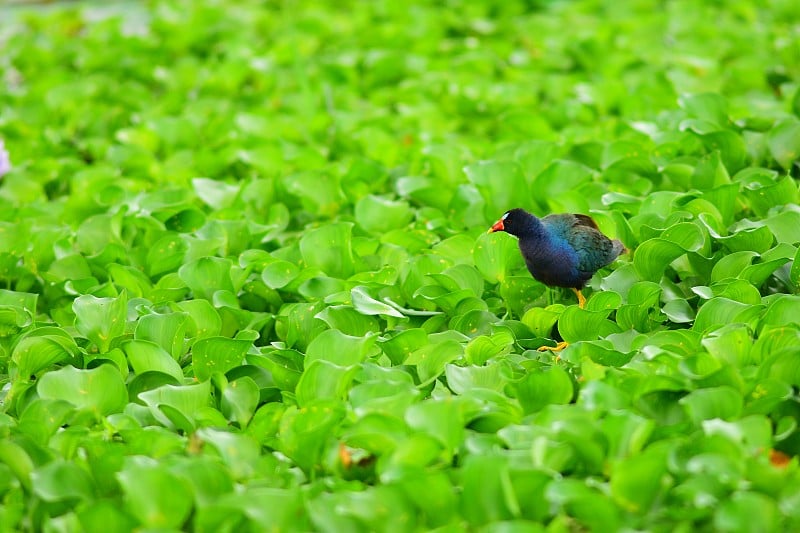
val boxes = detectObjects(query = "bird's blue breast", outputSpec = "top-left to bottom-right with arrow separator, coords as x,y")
519,237 -> 585,288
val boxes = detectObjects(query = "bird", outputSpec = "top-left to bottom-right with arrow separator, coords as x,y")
489,208 -> 625,350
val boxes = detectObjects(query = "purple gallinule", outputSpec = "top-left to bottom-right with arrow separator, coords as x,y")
490,208 -> 625,350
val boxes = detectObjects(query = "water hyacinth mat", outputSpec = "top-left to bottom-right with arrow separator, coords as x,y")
0,0 -> 799,531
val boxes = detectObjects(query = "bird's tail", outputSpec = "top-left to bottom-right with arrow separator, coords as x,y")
612,239 -> 627,258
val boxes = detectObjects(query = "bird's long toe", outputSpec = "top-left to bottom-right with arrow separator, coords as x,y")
537,341 -> 569,352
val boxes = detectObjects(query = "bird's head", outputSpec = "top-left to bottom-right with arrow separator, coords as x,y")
489,208 -> 530,237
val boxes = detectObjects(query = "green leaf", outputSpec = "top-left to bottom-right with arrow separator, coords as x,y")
714,491 -> 779,533
767,119 -> 800,169
6,3 -> 800,528
220,377 -> 260,426
754,325 -> 800,364
12,329 -> 78,378
38,365 -> 128,416
123,339 -> 184,382
405,399 -> 464,454
295,360 -> 359,406
315,305 -> 380,336
601,411 -> 652,458
610,444 -> 668,513
694,298 -> 764,333
715,225 -> 774,254
76,500 -> 138,533
0,305 -> 32,338
355,195 -> 413,234
712,251 -> 759,282
195,428 -> 261,480
431,264 -> 485,299
793,86 -> 800,117
764,347 -> 800,387
633,239 -> 685,282
558,306 -> 619,343
73,293 -> 128,353
465,160 -> 529,224
700,131 -> 747,175
261,260 -> 300,289
474,231 -> 522,283
390,468 -> 458,527
32,460 -> 94,502
117,457 -> 193,529
107,264 -> 152,299
405,340 -> 464,386
134,312 -> 188,360
248,350 -> 303,392
702,324 -> 753,367
464,331 -> 515,366
0,439 -> 34,491
445,361 -> 511,394
459,455 -> 516,525
516,366 -> 574,414
738,170 -> 799,217
500,275 -> 546,316
533,160 -> 594,211
178,257 -> 235,301
299,223 -> 355,278
397,176 -> 453,211
662,299 -> 695,323
138,381 -> 212,431
166,208 -> 206,233
521,306 -> 563,338
546,478 -> 620,531
791,247 -> 800,287
192,177 -> 240,210
0,289 -> 37,314
305,328 -> 376,366
192,337 -> 252,382
680,93 -> 729,128
177,299 -> 222,339
17,398 -> 75,445
284,171 -> 344,217
762,209 -> 800,245
760,295 -> 800,329
351,286 -> 404,318
679,386 -> 743,423
661,222 -> 707,253
278,402 -> 345,473
379,329 -> 429,365
170,457 -> 234,511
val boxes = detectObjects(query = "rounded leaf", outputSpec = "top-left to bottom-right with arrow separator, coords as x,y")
262,260 -> 300,289
32,460 -> 94,503
117,457 -> 193,529
192,337 -> 252,382
38,365 -> 128,416
473,232 -> 522,283
355,195 -> 413,234
299,223 -> 355,278
516,366 -> 574,414
767,119 -> 800,169
73,294 -> 128,353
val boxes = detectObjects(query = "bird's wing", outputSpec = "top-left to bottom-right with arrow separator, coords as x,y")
542,213 -> 616,273
540,213 -> 589,241
572,214 -> 599,230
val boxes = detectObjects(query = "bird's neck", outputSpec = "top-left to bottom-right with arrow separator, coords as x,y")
518,214 -> 547,240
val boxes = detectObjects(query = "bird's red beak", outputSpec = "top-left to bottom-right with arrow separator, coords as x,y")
489,219 -> 504,233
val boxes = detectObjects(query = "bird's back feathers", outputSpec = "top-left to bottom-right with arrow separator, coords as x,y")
541,213 -> 625,280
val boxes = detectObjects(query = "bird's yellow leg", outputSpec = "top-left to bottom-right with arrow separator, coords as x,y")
572,288 -> 586,309
537,341 -> 569,352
